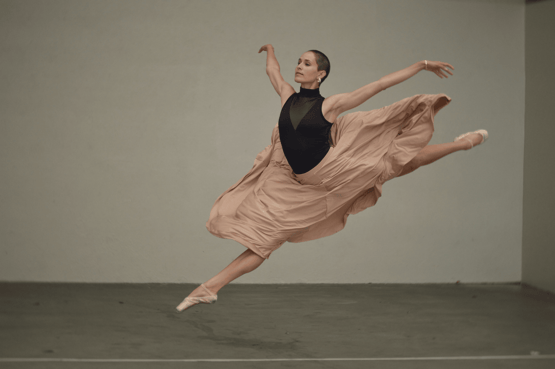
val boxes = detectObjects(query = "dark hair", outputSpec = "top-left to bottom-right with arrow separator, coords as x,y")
309,50 -> 330,85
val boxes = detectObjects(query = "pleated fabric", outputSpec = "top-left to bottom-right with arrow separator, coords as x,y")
206,93 -> 452,259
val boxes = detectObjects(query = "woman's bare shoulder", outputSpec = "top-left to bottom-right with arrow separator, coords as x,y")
322,94 -> 344,123
280,84 -> 296,108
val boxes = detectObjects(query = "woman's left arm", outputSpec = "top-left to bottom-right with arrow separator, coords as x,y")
329,60 -> 453,116
380,60 -> 454,90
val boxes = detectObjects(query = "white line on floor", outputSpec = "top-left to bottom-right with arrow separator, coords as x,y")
1,355 -> 555,362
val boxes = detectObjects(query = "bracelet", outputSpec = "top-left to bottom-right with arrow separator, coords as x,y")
425,60 -> 427,70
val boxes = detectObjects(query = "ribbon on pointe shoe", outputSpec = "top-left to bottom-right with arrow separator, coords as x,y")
454,129 -> 488,149
175,283 -> 217,312
200,283 -> 217,299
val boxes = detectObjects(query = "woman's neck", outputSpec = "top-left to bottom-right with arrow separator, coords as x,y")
299,86 -> 321,98
300,81 -> 320,90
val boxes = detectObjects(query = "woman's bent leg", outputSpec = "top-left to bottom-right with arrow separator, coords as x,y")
397,132 -> 483,177
186,248 -> 265,297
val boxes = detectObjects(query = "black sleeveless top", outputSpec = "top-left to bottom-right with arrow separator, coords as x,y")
278,87 -> 334,174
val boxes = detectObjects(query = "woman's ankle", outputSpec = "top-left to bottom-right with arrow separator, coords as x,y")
202,281 -> 220,295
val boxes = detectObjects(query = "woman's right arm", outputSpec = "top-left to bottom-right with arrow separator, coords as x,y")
258,44 -> 294,100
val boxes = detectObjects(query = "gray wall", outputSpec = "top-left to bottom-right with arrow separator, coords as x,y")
0,0 -> 524,283
522,0 -> 555,294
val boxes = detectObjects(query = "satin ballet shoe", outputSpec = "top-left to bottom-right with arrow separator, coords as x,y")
454,129 -> 488,149
175,283 -> 217,312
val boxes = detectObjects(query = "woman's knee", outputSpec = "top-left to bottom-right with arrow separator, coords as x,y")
247,249 -> 265,264
399,158 -> 421,177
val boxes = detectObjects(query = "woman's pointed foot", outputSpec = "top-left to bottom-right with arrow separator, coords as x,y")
175,283 -> 217,312
454,129 -> 488,150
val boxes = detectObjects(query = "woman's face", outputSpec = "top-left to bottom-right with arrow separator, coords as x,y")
294,51 -> 325,85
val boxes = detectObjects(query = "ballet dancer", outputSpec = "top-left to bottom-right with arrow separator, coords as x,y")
176,44 -> 487,312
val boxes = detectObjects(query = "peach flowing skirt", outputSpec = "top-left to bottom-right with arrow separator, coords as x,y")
206,93 -> 452,259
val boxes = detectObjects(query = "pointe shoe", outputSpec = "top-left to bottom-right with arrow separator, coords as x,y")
454,129 -> 488,149
175,283 -> 217,312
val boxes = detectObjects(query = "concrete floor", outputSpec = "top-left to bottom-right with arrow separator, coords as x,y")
0,283 -> 554,369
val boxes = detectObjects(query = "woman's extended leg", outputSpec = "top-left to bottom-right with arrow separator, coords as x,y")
178,248 -> 265,302
398,131 -> 483,177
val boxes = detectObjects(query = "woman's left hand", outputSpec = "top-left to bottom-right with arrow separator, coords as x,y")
425,61 -> 454,79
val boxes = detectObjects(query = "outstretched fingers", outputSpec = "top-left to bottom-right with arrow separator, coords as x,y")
438,63 -> 455,78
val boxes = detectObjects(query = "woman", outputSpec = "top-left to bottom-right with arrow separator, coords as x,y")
176,45 -> 487,312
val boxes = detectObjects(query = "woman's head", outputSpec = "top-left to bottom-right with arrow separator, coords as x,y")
294,50 -> 331,88
309,50 -> 330,84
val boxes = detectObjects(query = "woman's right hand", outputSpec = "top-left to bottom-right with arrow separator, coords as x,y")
258,44 -> 273,53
